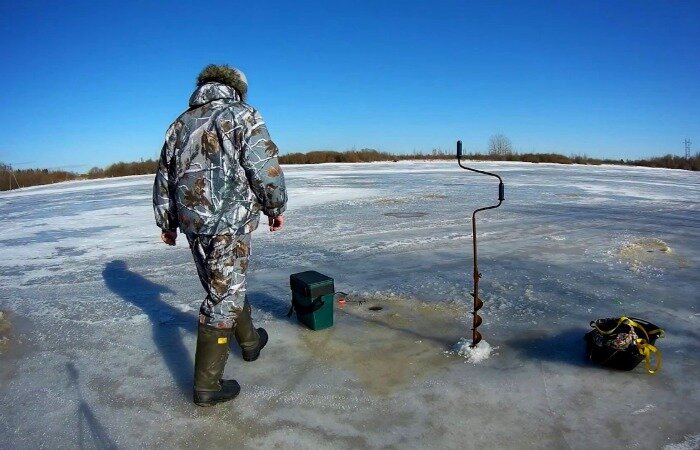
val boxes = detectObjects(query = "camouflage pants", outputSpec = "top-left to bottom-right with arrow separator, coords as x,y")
186,233 -> 251,329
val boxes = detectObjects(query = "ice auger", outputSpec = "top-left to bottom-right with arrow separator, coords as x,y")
456,140 -> 505,348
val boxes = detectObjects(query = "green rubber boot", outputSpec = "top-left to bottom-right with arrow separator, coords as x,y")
234,302 -> 268,362
193,323 -> 240,407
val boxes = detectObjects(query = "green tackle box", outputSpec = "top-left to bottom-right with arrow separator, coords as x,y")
289,271 -> 335,331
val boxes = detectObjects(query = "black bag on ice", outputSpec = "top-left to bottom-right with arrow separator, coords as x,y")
584,316 -> 664,374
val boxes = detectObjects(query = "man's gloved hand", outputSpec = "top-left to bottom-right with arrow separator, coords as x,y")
268,215 -> 284,232
161,230 -> 177,246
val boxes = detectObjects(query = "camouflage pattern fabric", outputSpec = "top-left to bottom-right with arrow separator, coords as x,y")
187,233 -> 251,329
153,82 -> 287,235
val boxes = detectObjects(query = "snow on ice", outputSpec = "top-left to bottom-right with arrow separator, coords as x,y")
0,161 -> 698,449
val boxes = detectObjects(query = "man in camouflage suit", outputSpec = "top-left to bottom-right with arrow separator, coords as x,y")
153,64 -> 287,406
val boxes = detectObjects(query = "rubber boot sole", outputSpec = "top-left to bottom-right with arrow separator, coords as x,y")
194,379 -> 241,407
242,328 -> 268,362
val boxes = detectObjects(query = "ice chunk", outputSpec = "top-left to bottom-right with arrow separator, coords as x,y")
451,338 -> 495,363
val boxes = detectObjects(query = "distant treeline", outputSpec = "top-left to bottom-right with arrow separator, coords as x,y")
279,148 -> 700,171
454,151 -> 700,170
278,149 -> 612,164
280,149 -> 402,164
1,151 -> 698,191
85,159 -> 159,179
0,160 -> 158,191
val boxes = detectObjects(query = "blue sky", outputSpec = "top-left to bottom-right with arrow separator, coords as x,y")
1,1 -> 698,171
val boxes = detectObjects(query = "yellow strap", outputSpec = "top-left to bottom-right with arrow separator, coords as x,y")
622,318 -> 651,341
593,316 -> 664,342
627,317 -> 664,337
593,316 -> 635,335
648,328 -> 665,337
635,339 -> 662,374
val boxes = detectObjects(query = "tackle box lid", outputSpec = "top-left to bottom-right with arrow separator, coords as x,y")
290,270 -> 334,290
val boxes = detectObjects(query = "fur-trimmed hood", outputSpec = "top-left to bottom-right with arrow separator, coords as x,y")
189,82 -> 241,108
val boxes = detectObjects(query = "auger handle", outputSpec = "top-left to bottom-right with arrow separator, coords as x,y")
456,140 -> 504,201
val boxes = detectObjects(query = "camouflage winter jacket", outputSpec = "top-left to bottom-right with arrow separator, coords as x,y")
153,82 -> 287,236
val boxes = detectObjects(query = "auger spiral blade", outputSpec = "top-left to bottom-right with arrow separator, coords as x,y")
473,313 -> 483,328
470,330 -> 483,348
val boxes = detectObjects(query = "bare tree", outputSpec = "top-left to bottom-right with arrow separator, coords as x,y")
488,134 -> 513,156
0,163 -> 21,191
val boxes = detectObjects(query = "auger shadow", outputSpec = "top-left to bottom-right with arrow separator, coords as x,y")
505,328 -> 592,368
66,362 -> 118,450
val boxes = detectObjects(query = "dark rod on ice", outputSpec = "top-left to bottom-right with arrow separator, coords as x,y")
456,140 -> 505,348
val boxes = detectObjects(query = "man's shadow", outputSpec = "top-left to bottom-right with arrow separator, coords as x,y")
102,260 -> 195,400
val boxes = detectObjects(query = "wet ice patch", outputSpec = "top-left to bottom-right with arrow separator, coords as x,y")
383,212 -> 428,218
0,310 -> 10,353
450,339 -> 495,363
620,237 -> 671,257
304,292 -> 469,395
376,197 -> 409,204
614,237 -> 686,272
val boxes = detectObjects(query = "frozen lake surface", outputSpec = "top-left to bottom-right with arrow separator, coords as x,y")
0,161 -> 698,449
